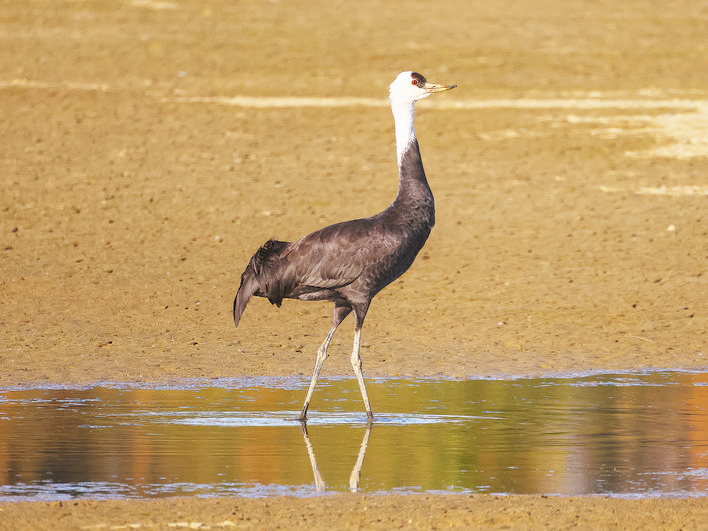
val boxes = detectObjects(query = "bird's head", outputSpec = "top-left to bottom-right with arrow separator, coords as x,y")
389,71 -> 456,105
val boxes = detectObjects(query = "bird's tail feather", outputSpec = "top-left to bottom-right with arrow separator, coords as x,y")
233,268 -> 259,327
233,239 -> 291,327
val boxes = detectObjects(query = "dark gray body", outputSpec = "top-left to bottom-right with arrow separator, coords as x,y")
233,138 -> 434,328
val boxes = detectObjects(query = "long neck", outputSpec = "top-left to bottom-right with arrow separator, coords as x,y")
389,99 -> 434,225
392,100 -> 417,165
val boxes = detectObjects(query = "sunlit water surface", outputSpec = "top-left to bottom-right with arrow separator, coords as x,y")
1,372 -> 708,500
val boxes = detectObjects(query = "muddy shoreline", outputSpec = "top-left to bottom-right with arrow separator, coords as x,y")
2,495 -> 708,530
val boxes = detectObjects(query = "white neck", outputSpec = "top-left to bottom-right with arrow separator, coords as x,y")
391,99 -> 416,166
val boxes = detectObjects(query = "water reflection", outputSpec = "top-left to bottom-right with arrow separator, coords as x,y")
0,372 -> 707,499
301,422 -> 372,492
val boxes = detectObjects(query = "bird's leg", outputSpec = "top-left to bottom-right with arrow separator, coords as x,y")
299,326 -> 336,421
350,326 -> 374,421
299,305 -> 351,422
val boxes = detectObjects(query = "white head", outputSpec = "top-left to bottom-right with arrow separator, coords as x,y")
389,71 -> 456,106
389,72 -> 456,164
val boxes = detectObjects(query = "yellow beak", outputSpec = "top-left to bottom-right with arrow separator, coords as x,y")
423,82 -> 457,94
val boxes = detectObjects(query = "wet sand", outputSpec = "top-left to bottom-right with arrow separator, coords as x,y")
1,0 -> 707,527
2,494 -> 708,530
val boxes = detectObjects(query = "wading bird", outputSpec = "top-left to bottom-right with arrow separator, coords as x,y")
233,71 -> 456,421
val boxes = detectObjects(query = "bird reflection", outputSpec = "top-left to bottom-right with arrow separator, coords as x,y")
300,421 -> 373,492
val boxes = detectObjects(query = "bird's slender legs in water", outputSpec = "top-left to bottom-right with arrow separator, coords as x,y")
351,326 -> 374,421
299,304 -> 374,422
299,326 -> 336,421
299,305 -> 351,421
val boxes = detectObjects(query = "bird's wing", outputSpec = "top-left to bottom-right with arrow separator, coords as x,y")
281,219 -> 394,290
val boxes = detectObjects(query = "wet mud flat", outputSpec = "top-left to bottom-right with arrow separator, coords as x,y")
2,494 -> 708,530
2,0 -> 708,389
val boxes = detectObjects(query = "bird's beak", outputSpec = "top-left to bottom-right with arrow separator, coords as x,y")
423,82 -> 457,94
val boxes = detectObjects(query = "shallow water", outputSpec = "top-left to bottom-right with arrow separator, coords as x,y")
1,372 -> 708,500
